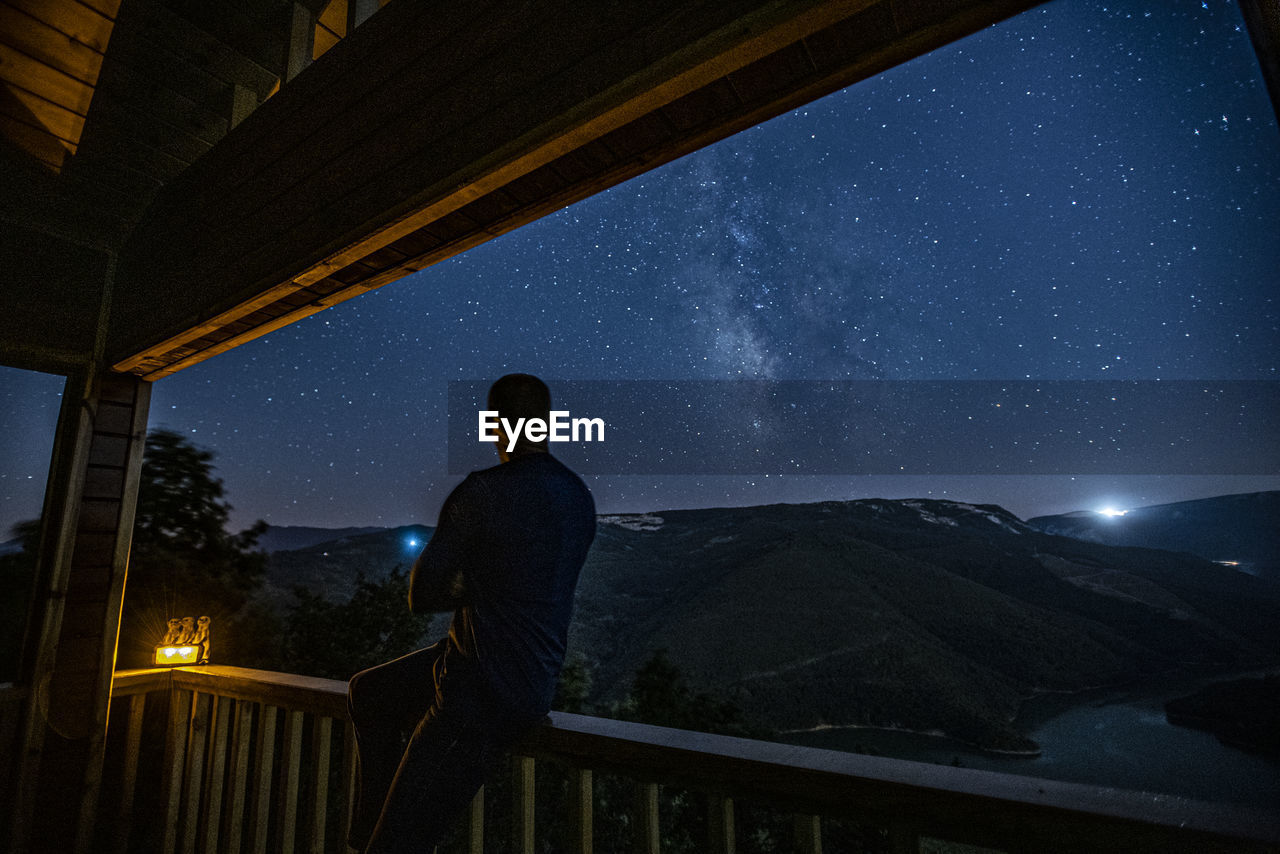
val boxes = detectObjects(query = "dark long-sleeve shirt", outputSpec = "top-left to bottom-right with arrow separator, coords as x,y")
409,452 -> 595,720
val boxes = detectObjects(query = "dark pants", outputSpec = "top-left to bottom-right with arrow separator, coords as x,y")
347,643 -> 519,854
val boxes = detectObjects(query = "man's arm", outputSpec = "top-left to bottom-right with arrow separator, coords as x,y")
409,478 -> 482,613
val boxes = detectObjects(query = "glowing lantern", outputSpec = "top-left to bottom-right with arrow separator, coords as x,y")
154,615 -> 211,666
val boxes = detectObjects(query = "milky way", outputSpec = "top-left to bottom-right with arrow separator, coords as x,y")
2,0 -> 1277,534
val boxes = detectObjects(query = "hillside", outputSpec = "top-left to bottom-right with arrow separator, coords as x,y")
261,498 -> 1280,753
572,500 -> 1280,753
1027,491 -> 1280,578
261,524 -> 433,607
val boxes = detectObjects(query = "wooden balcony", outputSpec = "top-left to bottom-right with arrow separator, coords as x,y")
95,665 -> 1277,854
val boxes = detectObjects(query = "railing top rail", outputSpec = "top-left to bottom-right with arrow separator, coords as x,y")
111,666 -> 1280,851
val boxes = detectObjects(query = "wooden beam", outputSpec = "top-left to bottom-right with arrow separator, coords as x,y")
286,3 -> 315,82
9,368 -> 150,854
1239,0 -> 1280,123
110,0 -> 1045,379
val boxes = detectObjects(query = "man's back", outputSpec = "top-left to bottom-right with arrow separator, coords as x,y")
413,452 -> 596,719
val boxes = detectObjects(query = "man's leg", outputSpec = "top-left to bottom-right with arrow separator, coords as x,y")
364,706 -> 500,854
346,643 -> 445,850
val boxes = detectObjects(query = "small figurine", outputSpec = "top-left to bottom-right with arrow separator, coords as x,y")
177,616 -> 196,644
193,615 -> 211,664
161,618 -> 182,645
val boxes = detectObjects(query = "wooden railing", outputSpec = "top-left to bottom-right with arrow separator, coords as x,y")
101,666 -> 1279,854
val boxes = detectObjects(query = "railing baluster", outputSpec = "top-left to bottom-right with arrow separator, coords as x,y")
203,695 -> 232,854
308,716 -> 333,854
341,720 -> 359,854
250,704 -> 279,854
181,692 -> 213,854
278,708 -> 305,852
225,699 -> 255,853
467,785 -> 484,854
890,822 -> 918,854
707,793 -> 735,854
111,692 -> 147,854
512,754 -> 535,854
570,768 -> 592,854
634,782 -> 660,854
161,689 -> 194,853
793,813 -> 822,854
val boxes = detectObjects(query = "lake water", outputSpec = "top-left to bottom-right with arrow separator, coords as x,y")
783,669 -> 1280,810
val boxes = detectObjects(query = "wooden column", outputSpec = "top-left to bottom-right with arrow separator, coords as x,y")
9,367 -> 150,854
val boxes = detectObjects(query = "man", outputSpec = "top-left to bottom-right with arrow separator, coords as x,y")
347,374 -> 596,853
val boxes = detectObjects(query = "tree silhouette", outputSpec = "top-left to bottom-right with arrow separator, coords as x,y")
117,429 -> 271,668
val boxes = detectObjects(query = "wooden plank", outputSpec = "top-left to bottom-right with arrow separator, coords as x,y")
161,689 -> 194,854
0,42 -> 96,116
224,699 -> 255,854
467,786 -> 484,854
277,708 -> 305,852
308,716 -> 333,854
201,695 -> 232,854
0,3 -> 106,85
0,81 -> 86,142
79,93 -> 211,166
634,782 -> 659,854
707,794 -> 735,854
231,83 -> 258,129
91,57 -> 229,148
341,720 -> 358,854
286,3 -> 314,82
0,112 -> 74,170
250,704 -> 279,854
110,692 -> 147,854
512,754 -> 535,854
159,0 -> 285,79
570,767 -> 592,854
180,692 -> 212,854
794,814 -> 823,854
3,0 -> 114,53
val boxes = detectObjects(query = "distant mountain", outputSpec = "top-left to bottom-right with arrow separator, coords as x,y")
573,499 -> 1280,753
252,524 -> 389,554
261,524 -> 432,606
257,498 -> 1280,754
1026,492 -> 1280,577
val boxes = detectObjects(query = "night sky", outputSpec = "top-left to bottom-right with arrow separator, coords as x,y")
2,0 -> 1278,536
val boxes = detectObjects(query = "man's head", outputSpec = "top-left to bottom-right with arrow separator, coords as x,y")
488,373 -> 551,461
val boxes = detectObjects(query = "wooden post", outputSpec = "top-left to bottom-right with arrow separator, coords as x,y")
277,708 -> 305,852
570,768 -> 592,854
180,692 -> 213,854
202,695 -> 232,854
341,720 -> 359,854
9,368 -> 150,854
467,786 -> 484,854
308,715 -> 332,854
111,693 -> 148,854
224,699 -> 255,853
512,754 -> 535,854
634,782 -> 659,854
707,794 -> 735,854
161,689 -> 194,853
250,704 -> 279,854
793,814 -> 822,854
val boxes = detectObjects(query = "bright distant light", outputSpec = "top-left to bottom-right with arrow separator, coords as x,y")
407,538 -> 419,548
1098,507 -> 1128,517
